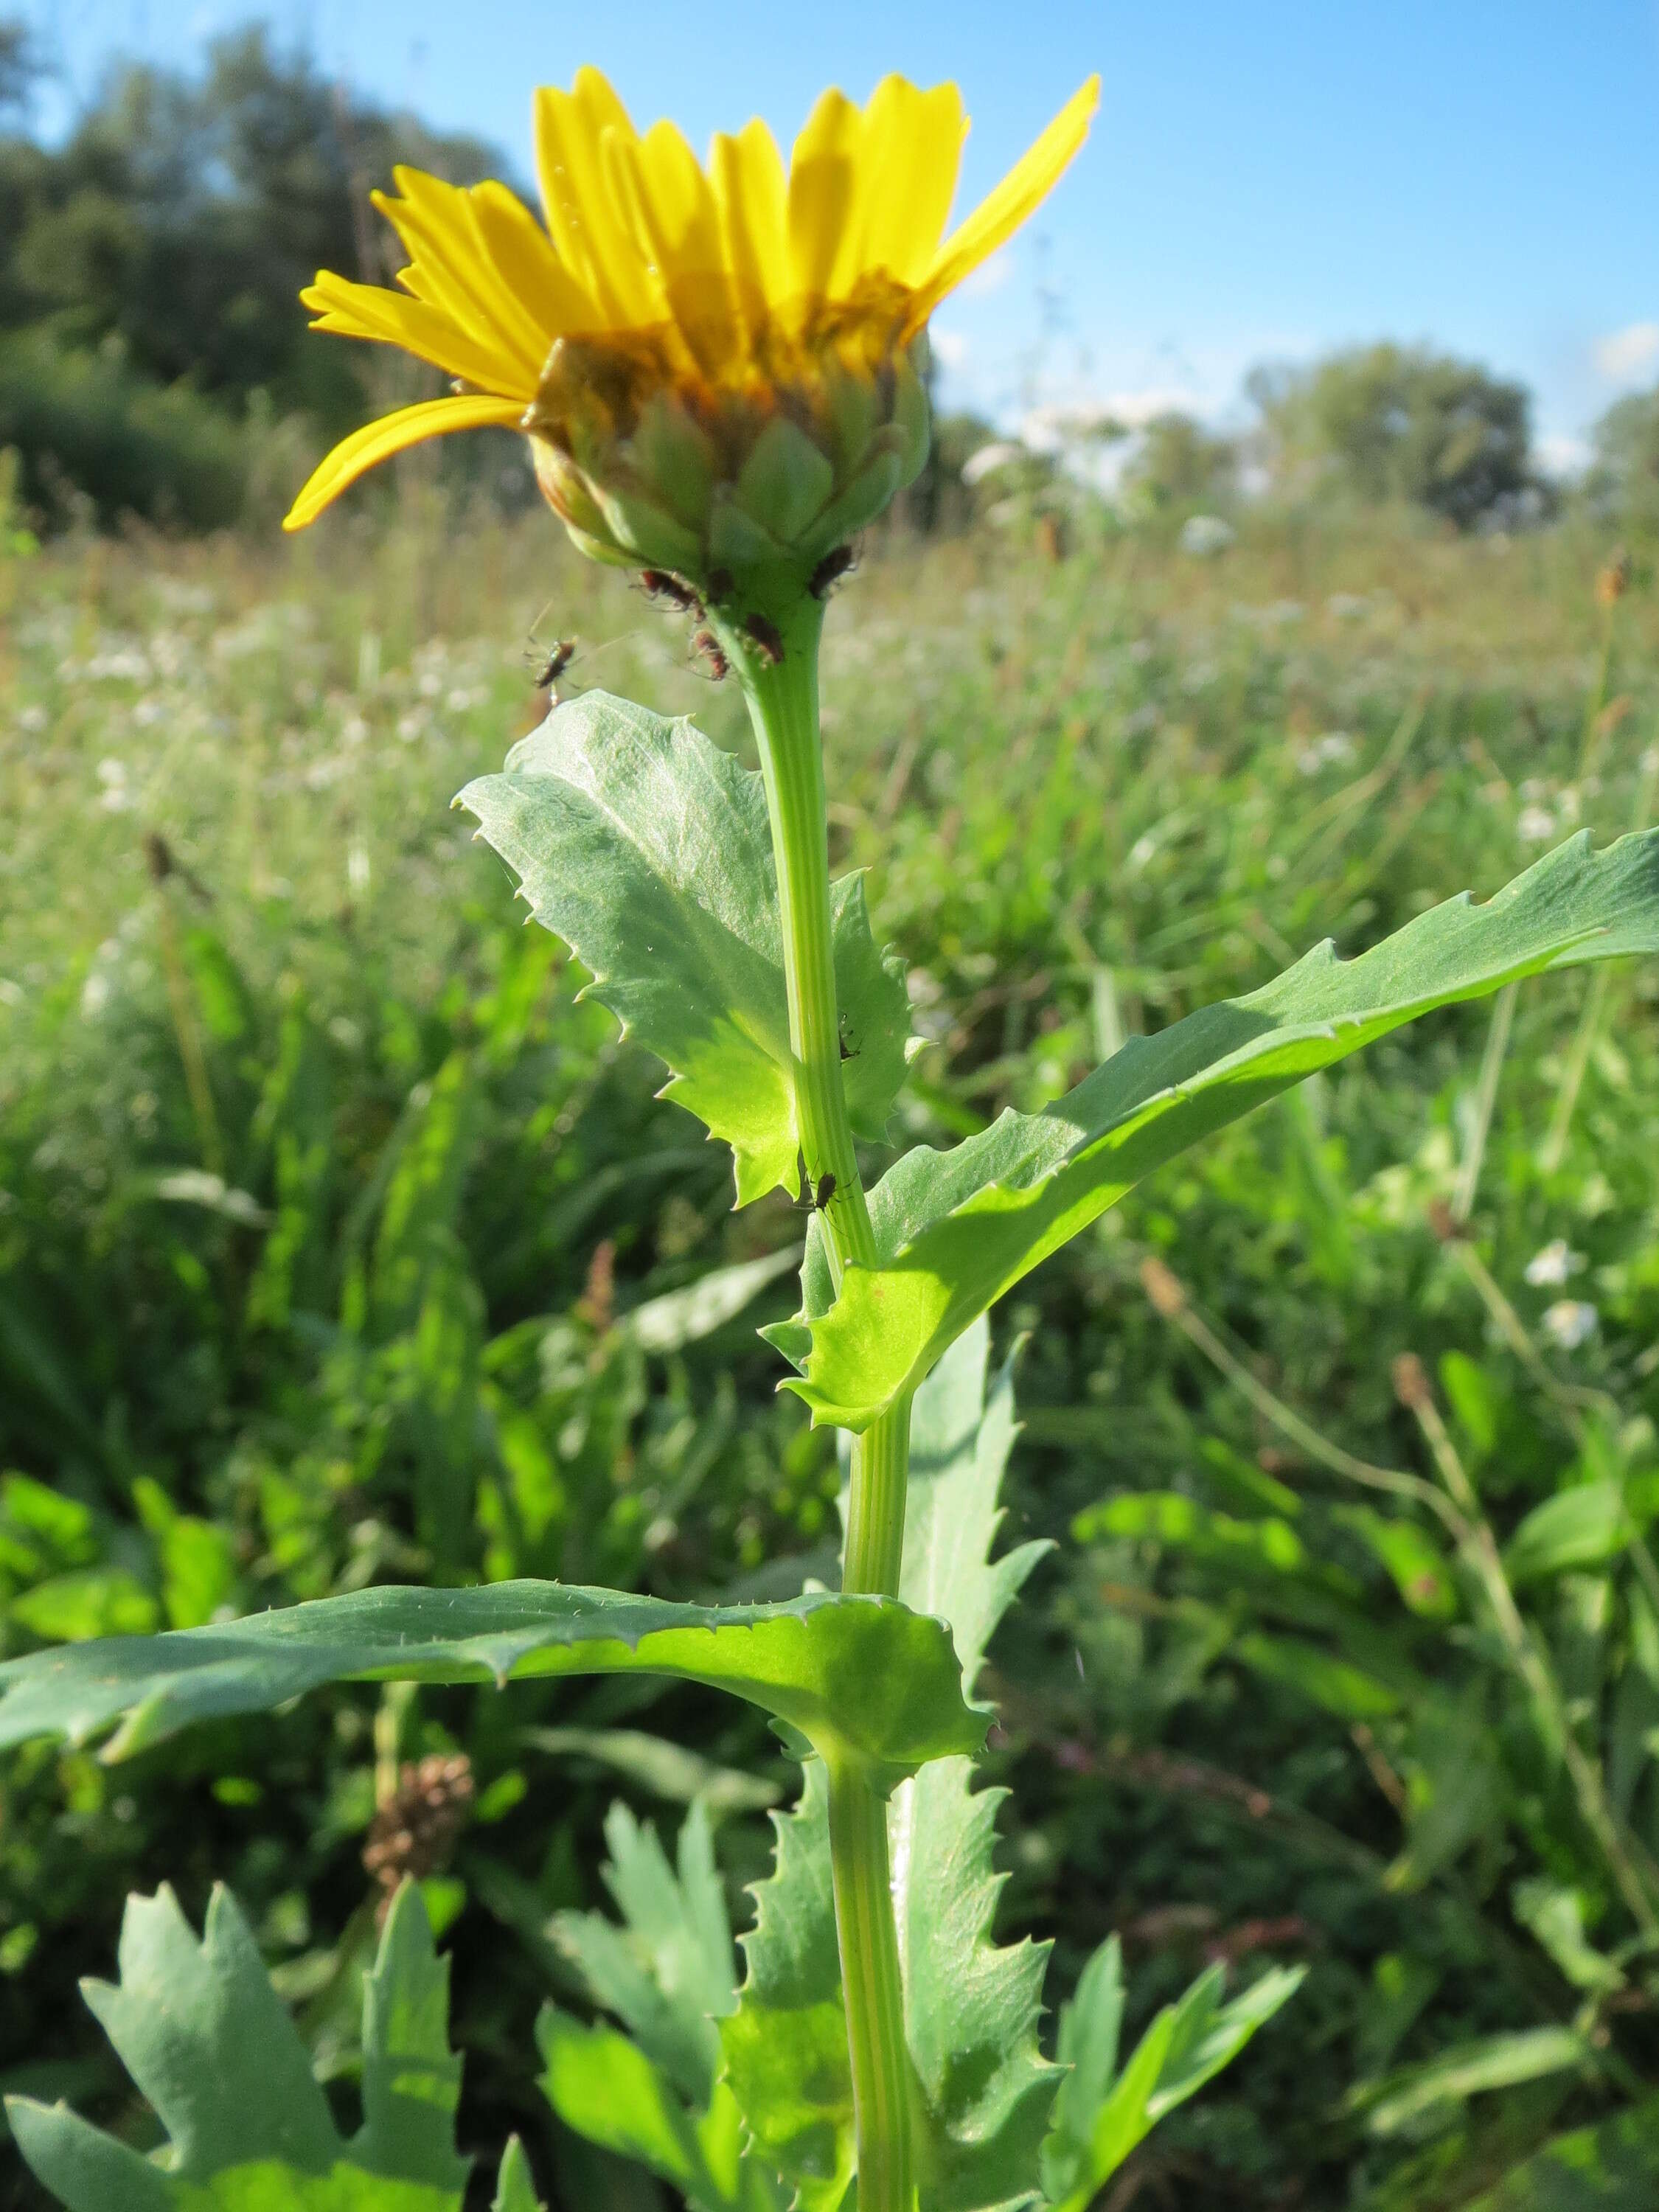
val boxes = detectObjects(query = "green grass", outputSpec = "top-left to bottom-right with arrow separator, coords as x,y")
1,498 -> 1657,2210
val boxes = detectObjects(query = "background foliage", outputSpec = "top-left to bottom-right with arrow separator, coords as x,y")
3,479 -> 1658,2206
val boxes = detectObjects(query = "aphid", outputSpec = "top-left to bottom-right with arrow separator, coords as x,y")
691,627 -> 729,681
638,568 -> 703,616
790,1168 -> 838,1214
528,638 -> 577,698
743,613 -> 784,666
809,543 -> 857,599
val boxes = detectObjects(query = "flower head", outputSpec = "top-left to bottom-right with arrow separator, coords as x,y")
284,69 -> 1099,591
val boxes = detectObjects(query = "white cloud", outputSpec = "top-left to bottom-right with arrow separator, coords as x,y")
931,327 -> 970,370
1594,321 -> 1659,381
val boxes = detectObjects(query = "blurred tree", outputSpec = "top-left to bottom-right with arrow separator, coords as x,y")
0,24 -> 521,522
1587,381 -> 1659,529
1121,410 -> 1238,512
908,406 -> 1002,532
0,16 -> 38,118
1248,342 -> 1534,529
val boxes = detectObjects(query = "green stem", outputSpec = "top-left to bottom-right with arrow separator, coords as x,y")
827,1761 -> 917,2212
729,591 -> 915,2212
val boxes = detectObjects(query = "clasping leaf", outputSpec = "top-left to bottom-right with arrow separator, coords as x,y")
0,1580 -> 982,1793
776,832 -> 1659,1430
457,695 -> 911,1205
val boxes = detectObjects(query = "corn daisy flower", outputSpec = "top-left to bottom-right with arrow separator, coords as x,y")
284,69 -> 1099,589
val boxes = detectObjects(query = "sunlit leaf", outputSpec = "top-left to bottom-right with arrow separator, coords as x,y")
1040,1939 -> 1304,2211
1503,1482 -> 1632,1585
774,832 -> 1659,1430
5,1881 -> 543,2209
0,1581 -> 981,1790
458,695 -> 911,1205
1352,2027 -> 1588,2138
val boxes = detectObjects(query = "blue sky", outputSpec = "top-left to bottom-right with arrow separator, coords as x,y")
20,0 -> 1659,465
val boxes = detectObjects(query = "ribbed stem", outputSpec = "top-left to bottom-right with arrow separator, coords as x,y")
731,594 -> 915,2212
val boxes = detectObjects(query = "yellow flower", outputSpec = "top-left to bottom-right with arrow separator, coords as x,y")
285,69 -> 1099,588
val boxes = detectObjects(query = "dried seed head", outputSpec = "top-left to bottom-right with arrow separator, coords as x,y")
1140,1256 -> 1187,1321
364,1753 -> 474,1919
1391,1352 -> 1432,1412
1596,551 -> 1632,608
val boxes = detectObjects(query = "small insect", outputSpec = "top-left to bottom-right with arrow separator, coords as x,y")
526,637 -> 577,698
838,1012 -> 860,1063
809,543 -> 856,599
743,612 -> 784,666
690,627 -> 729,681
793,1170 -> 837,1213
637,568 -> 703,616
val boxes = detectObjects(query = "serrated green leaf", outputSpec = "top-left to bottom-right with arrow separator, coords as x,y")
457,695 -> 910,1205
6,1882 -> 470,2210
0,1581 -> 980,1789
538,1801 -> 782,2211
1463,2093 -> 1659,2209
538,2010 -> 779,2211
552,1801 -> 734,2104
1038,1939 -> 1125,2202
723,1320 -> 1054,2212
1040,1950 -> 1304,2211
777,832 -> 1659,1430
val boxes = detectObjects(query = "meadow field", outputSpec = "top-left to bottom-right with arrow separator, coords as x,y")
3,500 -> 1659,2208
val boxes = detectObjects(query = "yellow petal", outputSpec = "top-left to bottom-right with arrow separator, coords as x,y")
913,76 -> 1099,324
533,69 -> 658,327
855,78 -> 967,288
383,170 -> 552,378
301,271 -> 529,397
373,199 -> 536,383
641,119 -> 724,276
711,119 -> 790,312
787,87 -> 866,302
282,394 -> 526,532
468,180 -> 601,341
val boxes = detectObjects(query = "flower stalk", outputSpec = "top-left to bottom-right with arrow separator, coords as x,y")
728,592 -> 916,2210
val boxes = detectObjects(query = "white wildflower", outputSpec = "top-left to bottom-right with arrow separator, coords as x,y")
1542,1299 -> 1598,1350
1525,1239 -> 1585,1287
1179,514 -> 1235,557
